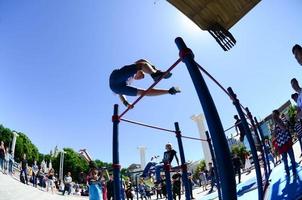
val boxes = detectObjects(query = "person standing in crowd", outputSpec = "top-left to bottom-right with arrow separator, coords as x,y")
32,160 -> 39,187
4,147 -> 9,174
47,168 -> 55,194
88,167 -> 103,200
172,172 -> 181,200
106,174 -> 114,200
234,115 -> 246,142
125,179 -> 133,200
188,173 -> 195,199
138,179 -> 147,200
101,175 -> 107,200
272,109 -> 297,176
265,139 -> 276,167
161,175 -> 167,199
199,170 -> 208,191
232,154 -> 242,184
8,150 -> 14,175
291,78 -> 302,118
155,182 -> 162,200
78,171 -> 86,185
291,92 -> 302,157
292,44 -> 302,66
63,172 -> 72,195
0,141 -> 5,173
208,162 -> 216,194
244,152 -> 252,174
20,154 -> 28,184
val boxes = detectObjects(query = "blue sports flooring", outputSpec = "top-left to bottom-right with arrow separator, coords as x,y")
265,164 -> 302,200
200,164 -> 302,200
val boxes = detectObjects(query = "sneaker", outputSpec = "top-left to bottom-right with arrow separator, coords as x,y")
151,71 -> 172,82
168,87 -> 181,95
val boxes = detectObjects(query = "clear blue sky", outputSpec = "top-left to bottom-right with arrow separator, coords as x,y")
0,0 -> 301,167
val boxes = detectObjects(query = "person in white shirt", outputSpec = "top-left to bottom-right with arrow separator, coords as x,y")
63,172 -> 72,195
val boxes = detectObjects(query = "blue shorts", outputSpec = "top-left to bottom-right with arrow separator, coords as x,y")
109,64 -> 139,96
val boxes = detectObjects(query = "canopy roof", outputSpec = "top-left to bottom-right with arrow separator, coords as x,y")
168,0 -> 261,30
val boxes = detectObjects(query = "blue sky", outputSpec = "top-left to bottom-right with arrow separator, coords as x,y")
0,0 -> 301,167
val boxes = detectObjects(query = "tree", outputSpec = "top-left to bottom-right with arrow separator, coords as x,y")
0,125 -> 13,150
52,148 -> 89,182
0,125 -> 40,164
14,132 -> 40,163
193,160 -> 206,180
231,143 -> 248,164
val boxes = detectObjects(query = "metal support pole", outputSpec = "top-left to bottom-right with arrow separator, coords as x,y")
246,107 -> 269,184
227,87 -> 263,200
175,37 -> 237,200
205,131 -> 222,200
254,117 -> 271,174
164,164 -> 173,200
135,174 -> 139,200
112,104 -> 121,200
174,122 -> 191,200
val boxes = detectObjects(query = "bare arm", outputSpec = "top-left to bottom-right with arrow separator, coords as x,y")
175,153 -> 180,166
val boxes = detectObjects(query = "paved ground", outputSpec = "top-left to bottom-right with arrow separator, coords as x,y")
0,173 -> 87,200
1,141 -> 302,200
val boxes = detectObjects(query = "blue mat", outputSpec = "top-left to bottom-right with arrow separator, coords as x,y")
266,164 -> 302,200
201,177 -> 258,200
199,164 -> 302,200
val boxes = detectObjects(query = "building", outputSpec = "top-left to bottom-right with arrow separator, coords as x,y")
259,100 -> 292,137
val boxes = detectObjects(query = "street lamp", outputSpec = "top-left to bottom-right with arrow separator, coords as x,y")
11,131 -> 19,159
58,150 -> 66,181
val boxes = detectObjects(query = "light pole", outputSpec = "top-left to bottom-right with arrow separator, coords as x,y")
11,131 -> 19,159
59,150 -> 65,181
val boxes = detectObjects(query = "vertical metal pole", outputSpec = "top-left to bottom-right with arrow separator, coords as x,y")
135,174 -> 139,200
112,104 -> 121,200
164,164 -> 173,200
175,37 -> 237,200
254,117 -> 271,174
227,87 -> 263,200
174,122 -> 191,200
246,107 -> 269,183
205,131 -> 222,200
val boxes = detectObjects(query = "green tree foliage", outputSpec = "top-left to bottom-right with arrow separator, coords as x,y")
231,143 -> 248,163
0,125 -> 13,149
52,148 -> 89,182
287,105 -> 297,132
193,160 -> 206,180
95,159 -> 112,169
0,125 -> 39,164
15,133 -> 40,163
0,124 -> 117,182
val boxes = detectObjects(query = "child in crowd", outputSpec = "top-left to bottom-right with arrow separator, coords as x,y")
88,167 -> 103,200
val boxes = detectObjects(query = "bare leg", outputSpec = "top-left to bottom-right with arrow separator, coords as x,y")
136,62 -> 157,74
137,89 -> 169,96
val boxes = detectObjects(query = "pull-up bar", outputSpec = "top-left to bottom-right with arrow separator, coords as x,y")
181,135 -> 207,142
119,58 -> 182,119
120,118 -> 175,133
120,118 -> 208,142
